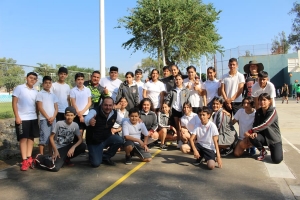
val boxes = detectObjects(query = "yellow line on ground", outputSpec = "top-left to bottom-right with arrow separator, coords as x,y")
92,149 -> 161,200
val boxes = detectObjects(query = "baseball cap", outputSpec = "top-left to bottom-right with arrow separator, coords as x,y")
65,106 -> 76,115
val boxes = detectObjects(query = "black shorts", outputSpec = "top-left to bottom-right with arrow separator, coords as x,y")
124,140 -> 152,159
195,143 -> 215,161
172,108 -> 183,118
74,115 -> 86,130
192,107 -> 200,114
297,93 -> 300,98
56,112 -> 65,122
15,119 -> 39,141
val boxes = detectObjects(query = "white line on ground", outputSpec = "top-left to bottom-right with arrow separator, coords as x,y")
264,157 -> 295,179
289,185 -> 300,197
282,136 -> 300,154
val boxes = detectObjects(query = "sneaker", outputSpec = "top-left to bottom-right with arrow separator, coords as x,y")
20,159 -> 29,171
193,157 -> 204,166
27,156 -> 34,169
257,148 -> 267,161
125,155 -> 132,165
102,158 -> 116,166
160,144 -> 168,151
220,147 -> 233,156
64,159 -> 74,167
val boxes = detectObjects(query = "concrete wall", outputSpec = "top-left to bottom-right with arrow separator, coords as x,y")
238,53 -> 300,95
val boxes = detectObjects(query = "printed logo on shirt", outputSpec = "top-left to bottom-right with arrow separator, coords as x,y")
132,88 -> 137,93
138,128 -> 141,131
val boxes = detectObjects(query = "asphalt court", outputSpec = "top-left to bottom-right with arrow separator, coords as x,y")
0,99 -> 300,200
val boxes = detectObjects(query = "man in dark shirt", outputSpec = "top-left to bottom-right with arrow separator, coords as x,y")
85,97 -> 123,167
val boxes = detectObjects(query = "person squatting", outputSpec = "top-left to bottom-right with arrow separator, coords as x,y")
12,59 -> 283,172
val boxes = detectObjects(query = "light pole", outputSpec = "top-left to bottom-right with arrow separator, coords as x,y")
100,0 -> 105,78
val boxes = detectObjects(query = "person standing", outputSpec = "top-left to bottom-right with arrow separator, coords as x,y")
84,71 -> 110,109
99,66 -> 122,102
12,72 -> 39,171
51,67 -> 70,121
221,58 -> 245,115
243,60 -> 264,97
85,97 -> 123,167
202,67 -> 221,109
133,69 -> 144,103
296,81 -> 300,103
281,83 -> 289,104
251,71 -> 276,109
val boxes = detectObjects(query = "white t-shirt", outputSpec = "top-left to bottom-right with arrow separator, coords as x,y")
203,79 -> 221,103
221,72 -> 245,102
12,84 -> 38,120
143,80 -> 166,108
36,90 -> 59,120
173,87 -> 183,111
233,108 -> 256,140
122,119 -> 149,142
51,82 -> 70,113
183,78 -> 202,107
99,77 -> 122,102
251,81 -> 276,107
180,112 -> 201,133
134,80 -> 144,102
70,86 -> 91,115
192,121 -> 219,151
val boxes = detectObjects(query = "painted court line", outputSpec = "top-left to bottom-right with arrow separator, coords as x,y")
92,149 -> 161,200
264,159 -> 295,179
282,136 -> 300,154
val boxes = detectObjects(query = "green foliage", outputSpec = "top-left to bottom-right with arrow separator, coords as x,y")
271,31 -> 290,54
288,2 -> 300,51
137,57 -> 163,75
0,57 -> 25,94
0,102 -> 14,119
118,0 -> 223,65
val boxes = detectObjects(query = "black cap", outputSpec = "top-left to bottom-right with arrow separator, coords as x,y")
65,106 -> 76,115
110,66 -> 118,72
58,67 -> 68,74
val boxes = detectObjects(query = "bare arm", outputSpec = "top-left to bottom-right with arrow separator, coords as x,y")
12,96 -> 21,124
229,83 -> 244,101
143,89 -> 147,98
202,89 -> 207,106
213,135 -> 222,168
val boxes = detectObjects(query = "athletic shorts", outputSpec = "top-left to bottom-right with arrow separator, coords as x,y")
56,113 -> 65,122
74,115 -> 86,130
172,108 -> 183,118
124,140 -> 152,159
195,143 -> 215,161
39,119 -> 56,145
15,119 -> 39,141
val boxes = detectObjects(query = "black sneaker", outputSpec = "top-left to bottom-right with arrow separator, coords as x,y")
160,144 -> 168,151
220,148 -> 233,157
102,158 -> 116,166
193,157 -> 204,166
125,155 -> 132,165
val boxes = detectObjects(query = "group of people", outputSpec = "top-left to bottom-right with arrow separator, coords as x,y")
12,57 -> 283,172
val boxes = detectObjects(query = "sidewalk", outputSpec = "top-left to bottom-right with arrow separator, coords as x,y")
0,98 -> 299,200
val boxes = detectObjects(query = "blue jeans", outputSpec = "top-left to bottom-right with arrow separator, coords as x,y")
87,135 -> 123,167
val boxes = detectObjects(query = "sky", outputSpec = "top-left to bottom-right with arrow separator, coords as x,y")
0,0 -> 297,75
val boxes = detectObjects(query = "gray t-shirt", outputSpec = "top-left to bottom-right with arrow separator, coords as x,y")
53,121 -> 80,149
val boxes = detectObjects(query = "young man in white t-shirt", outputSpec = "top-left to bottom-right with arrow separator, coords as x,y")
70,73 -> 92,137
36,76 -> 58,155
251,71 -> 276,109
181,107 -> 222,169
123,108 -> 152,165
99,66 -> 122,102
221,58 -> 245,115
133,69 -> 144,102
51,67 -> 70,121
12,72 -> 39,171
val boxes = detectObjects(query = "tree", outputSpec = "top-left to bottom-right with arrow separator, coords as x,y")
0,57 -> 25,94
33,63 -> 56,77
288,2 -> 300,51
118,0 -> 222,65
271,31 -> 290,54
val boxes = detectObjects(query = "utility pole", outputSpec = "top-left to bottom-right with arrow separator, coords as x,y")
100,0 -> 105,78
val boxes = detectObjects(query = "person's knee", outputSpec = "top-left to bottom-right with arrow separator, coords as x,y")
112,135 -> 124,144
207,160 -> 215,170
180,144 -> 190,154
272,156 -> 283,164
91,160 -> 101,168
143,158 -> 152,162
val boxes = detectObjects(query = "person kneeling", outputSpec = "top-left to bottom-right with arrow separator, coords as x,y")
181,107 -> 222,170
34,107 -> 86,172
123,108 -> 152,165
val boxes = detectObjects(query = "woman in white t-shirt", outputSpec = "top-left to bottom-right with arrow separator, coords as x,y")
183,66 -> 203,113
143,69 -> 166,112
202,67 -> 221,109
179,102 -> 201,147
232,96 -> 256,157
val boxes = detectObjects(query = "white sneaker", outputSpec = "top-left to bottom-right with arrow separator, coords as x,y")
147,137 -> 157,144
177,140 -> 183,149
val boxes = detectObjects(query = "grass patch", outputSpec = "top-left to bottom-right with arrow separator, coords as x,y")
0,102 -> 13,119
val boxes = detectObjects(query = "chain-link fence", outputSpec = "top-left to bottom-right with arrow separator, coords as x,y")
0,62 -> 94,119
212,43 -> 273,79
